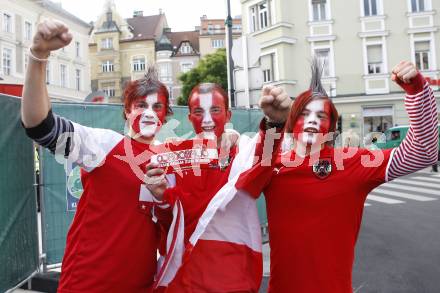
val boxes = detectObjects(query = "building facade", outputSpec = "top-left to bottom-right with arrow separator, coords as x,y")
89,2 -> 167,103
239,0 -> 440,139
156,29 -> 200,104
0,0 -> 91,101
199,15 -> 242,57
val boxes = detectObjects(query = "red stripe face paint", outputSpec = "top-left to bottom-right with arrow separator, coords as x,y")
188,89 -> 229,139
292,99 -> 331,146
127,93 -> 168,138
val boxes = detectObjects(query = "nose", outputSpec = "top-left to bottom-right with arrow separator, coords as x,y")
306,113 -> 318,125
143,108 -> 156,119
202,112 -> 213,124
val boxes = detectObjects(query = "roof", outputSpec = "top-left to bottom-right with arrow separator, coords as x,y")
36,0 -> 91,28
166,30 -> 200,54
126,14 -> 164,41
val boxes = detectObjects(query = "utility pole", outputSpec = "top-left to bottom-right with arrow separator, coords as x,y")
225,0 -> 235,107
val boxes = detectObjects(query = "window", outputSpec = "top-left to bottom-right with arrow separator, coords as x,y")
102,60 -> 114,72
363,106 -> 393,136
211,39 -> 224,48
249,1 -> 271,32
46,61 -> 51,84
60,64 -> 67,87
258,3 -> 269,29
25,21 -> 32,41
132,57 -> 146,72
414,41 -> 431,70
260,53 -> 275,83
75,69 -> 81,91
364,0 -> 378,16
315,48 -> 331,77
181,63 -> 193,73
101,38 -> 113,49
180,42 -> 192,54
75,42 -> 80,58
233,24 -> 242,32
3,13 -> 12,33
2,48 -> 12,75
411,0 -> 425,12
102,82 -> 115,97
312,0 -> 327,21
367,45 -> 383,74
159,63 -> 172,81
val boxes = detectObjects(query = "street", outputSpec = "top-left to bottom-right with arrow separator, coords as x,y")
260,169 -> 440,292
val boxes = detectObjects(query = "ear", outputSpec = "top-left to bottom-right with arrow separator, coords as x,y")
187,113 -> 192,122
225,110 -> 232,123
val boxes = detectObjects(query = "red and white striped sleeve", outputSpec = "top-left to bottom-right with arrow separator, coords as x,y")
386,73 -> 439,182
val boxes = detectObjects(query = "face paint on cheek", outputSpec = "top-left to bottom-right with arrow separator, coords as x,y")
319,100 -> 332,134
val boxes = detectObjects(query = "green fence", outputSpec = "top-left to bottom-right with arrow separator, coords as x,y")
0,95 -> 39,292
40,103 -> 266,265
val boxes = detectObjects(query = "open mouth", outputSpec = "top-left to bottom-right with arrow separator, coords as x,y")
202,126 -> 215,131
142,121 -> 156,126
303,127 -> 319,134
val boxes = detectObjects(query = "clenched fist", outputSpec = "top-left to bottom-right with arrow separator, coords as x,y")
31,19 -> 72,59
259,85 -> 292,123
391,61 -> 418,84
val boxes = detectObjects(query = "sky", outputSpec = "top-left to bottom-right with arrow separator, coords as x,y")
58,0 -> 242,31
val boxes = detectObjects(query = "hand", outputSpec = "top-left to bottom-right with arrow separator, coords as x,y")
31,19 -> 72,58
145,163 -> 168,201
259,85 -> 292,123
220,129 -> 240,151
391,61 -> 418,84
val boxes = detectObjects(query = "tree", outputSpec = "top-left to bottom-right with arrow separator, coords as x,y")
177,48 -> 228,105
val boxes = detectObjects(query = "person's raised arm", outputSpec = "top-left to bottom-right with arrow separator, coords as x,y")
21,19 -> 72,127
386,61 -> 439,181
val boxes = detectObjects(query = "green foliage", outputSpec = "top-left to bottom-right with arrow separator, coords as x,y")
177,48 -> 228,105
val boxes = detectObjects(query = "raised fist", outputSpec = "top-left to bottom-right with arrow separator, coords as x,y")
259,85 -> 292,123
31,19 -> 72,59
391,61 -> 418,84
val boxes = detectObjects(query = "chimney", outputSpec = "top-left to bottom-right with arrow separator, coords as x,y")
133,10 -> 143,17
159,8 -> 163,15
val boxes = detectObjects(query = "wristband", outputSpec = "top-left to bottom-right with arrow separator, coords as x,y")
29,48 -> 49,62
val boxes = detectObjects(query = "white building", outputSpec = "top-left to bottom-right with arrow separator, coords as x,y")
238,0 -> 440,137
0,0 -> 91,102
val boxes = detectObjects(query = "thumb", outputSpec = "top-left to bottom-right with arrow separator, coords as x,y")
61,32 -> 73,45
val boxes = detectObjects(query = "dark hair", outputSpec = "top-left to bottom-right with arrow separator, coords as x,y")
286,57 -> 338,134
123,66 -> 173,119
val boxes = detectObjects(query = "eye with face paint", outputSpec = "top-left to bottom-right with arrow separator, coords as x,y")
127,92 -> 168,139
292,99 -> 331,146
188,90 -> 230,140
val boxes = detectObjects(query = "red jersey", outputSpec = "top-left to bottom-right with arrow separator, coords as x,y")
263,147 -> 392,292
156,136 -> 264,292
55,124 -> 160,293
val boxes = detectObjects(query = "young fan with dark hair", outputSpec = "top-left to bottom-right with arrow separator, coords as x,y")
21,19 -> 172,293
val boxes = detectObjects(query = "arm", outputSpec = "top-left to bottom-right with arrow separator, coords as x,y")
386,62 -> 439,181
22,20 -> 121,171
235,86 -> 292,197
21,19 -> 72,128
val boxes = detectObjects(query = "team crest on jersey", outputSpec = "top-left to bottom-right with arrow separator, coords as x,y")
312,158 -> 332,179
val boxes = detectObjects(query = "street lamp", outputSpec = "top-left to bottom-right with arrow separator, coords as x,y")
225,0 -> 235,107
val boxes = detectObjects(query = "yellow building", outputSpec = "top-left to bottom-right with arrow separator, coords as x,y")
89,2 -> 167,103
